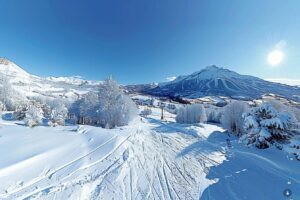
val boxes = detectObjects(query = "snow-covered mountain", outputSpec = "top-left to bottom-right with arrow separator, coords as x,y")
2,58 -> 300,103
146,65 -> 300,101
0,58 -> 101,101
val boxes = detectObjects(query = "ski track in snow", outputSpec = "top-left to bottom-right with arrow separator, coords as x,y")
1,116 -> 299,200
0,118 -> 225,200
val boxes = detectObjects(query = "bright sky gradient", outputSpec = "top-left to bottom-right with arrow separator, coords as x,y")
0,0 -> 300,84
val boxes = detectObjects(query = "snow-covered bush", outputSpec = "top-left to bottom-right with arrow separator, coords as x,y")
49,100 -> 68,126
206,106 -> 222,123
243,103 -> 293,149
40,98 -> 68,126
176,104 -> 207,124
24,103 -> 44,127
140,108 -> 152,117
220,101 -> 249,135
77,77 -> 138,128
29,97 -> 69,126
0,75 -> 27,111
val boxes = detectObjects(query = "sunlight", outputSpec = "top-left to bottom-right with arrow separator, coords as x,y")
267,50 -> 284,66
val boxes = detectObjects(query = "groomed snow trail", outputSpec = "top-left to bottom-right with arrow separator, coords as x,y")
0,118 -> 226,200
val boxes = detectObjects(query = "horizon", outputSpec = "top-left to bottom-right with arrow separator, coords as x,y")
1,0 -> 300,84
2,56 -> 300,86
1,1 -> 300,198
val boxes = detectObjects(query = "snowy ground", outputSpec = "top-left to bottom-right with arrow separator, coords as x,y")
0,111 -> 299,200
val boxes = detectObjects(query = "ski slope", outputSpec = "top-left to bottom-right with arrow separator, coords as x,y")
0,113 -> 299,199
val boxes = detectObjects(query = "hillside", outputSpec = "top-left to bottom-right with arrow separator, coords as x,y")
2,59 -> 300,103
145,65 -> 300,101
0,58 -> 101,102
0,108 -> 299,200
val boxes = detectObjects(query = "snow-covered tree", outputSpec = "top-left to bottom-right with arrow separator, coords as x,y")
96,77 -> 137,128
76,77 -> 138,128
206,106 -> 222,123
243,103 -> 293,149
176,104 -> 207,124
26,97 -> 69,126
24,103 -> 44,127
220,101 -> 249,135
265,99 -> 300,129
0,74 -> 26,110
49,100 -> 68,126
79,91 -> 99,122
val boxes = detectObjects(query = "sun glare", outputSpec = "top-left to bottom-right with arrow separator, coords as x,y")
267,50 -> 284,66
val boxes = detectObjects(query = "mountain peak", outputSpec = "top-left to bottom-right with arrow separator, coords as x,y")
204,65 -> 221,70
148,65 -> 300,101
0,57 -> 29,76
188,65 -> 238,81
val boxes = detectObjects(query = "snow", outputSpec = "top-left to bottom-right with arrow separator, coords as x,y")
46,76 -> 102,86
0,58 -> 101,102
0,113 -> 225,200
266,78 -> 300,86
1,106 -> 300,200
0,58 -> 30,77
149,65 -> 300,102
1,59 -> 300,199
201,136 -> 300,199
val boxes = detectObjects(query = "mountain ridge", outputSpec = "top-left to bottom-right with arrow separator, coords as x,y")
0,58 -> 100,102
1,58 -> 300,102
144,65 -> 300,101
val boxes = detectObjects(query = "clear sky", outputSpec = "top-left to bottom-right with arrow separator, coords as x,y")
0,0 -> 300,84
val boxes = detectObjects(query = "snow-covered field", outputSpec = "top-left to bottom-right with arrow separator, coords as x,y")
0,110 -> 299,200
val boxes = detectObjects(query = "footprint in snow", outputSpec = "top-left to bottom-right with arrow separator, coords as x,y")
123,149 -> 129,161
17,181 -> 24,187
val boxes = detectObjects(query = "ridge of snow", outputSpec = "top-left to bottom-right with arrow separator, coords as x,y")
149,65 -> 300,101
0,58 -> 30,77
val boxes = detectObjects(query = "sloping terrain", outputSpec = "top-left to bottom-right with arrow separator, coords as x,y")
0,116 -> 226,200
0,58 -> 100,102
146,65 -> 300,101
0,111 -> 299,200
2,58 -> 300,103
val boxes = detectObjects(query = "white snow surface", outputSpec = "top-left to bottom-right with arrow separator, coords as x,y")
0,58 -> 101,101
1,59 -> 300,199
1,111 -> 300,200
0,115 -> 225,200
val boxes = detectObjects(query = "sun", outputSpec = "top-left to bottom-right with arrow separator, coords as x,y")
267,50 -> 284,66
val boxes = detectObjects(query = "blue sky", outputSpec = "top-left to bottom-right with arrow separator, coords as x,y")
0,0 -> 300,84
